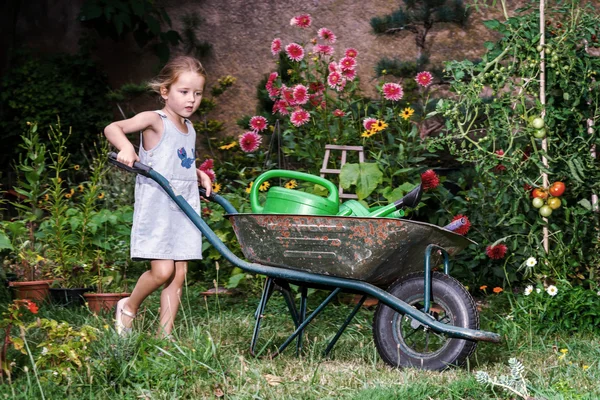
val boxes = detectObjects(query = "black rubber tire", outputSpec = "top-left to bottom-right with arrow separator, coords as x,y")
373,271 -> 479,371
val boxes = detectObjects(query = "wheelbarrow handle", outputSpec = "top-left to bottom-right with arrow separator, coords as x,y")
199,187 -> 216,202
108,152 -> 152,177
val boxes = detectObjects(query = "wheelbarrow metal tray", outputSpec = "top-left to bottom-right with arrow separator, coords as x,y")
228,214 -> 475,287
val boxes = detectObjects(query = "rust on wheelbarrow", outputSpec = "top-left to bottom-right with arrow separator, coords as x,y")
228,214 -> 475,287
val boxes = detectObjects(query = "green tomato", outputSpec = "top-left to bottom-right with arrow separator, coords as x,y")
533,129 -> 546,139
539,205 -> 553,217
532,197 -> 545,208
531,117 -> 545,129
536,45 -> 544,52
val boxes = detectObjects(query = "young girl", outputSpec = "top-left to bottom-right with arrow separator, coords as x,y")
104,56 -> 212,337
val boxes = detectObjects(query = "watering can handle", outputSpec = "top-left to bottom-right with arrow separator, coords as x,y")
250,170 -> 339,213
108,152 -> 152,177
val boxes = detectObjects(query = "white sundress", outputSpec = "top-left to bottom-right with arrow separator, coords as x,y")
130,110 -> 203,261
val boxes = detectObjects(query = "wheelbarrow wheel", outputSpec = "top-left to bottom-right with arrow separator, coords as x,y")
373,271 -> 478,371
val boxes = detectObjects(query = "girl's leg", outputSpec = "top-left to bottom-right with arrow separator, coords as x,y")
121,259 -> 175,328
157,261 -> 188,337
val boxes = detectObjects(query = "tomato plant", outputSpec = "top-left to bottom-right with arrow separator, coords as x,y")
428,2 -> 600,287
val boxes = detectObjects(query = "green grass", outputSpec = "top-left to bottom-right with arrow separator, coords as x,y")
1,288 -> 599,399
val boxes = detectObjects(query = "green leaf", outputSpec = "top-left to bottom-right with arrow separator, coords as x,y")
340,162 -> 383,200
0,231 -> 13,250
482,19 -> 500,30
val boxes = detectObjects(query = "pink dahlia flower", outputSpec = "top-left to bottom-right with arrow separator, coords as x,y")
290,109 -> 310,127
281,85 -> 296,105
249,116 -> 268,132
271,38 -> 282,56
415,71 -> 433,88
345,48 -> 358,58
313,44 -> 334,56
285,43 -> 305,62
202,169 -> 216,182
317,28 -> 337,44
239,131 -> 262,153
420,170 -> 440,191
272,99 -> 290,115
290,14 -> 312,28
339,56 -> 356,70
293,84 -> 309,105
328,62 -> 339,73
363,117 -> 377,131
333,109 -> 345,117
341,68 -> 356,81
327,71 -> 342,89
486,244 -> 508,260
382,83 -> 404,101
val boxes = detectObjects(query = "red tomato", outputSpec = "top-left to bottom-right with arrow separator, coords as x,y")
549,182 -> 565,197
532,188 -> 548,199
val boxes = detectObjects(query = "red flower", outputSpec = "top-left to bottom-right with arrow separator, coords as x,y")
309,94 -> 322,107
271,38 -> 282,56
202,207 -> 212,217
333,109 -> 345,117
317,27 -> 336,43
239,132 -> 262,153
451,214 -> 471,235
293,84 -> 309,105
249,116 -> 268,132
363,117 -> 377,131
309,82 -> 325,94
25,300 -> 39,314
486,244 -> 508,260
420,169 -> 440,191
199,159 -> 214,170
201,168 -> 216,182
345,48 -> 358,58
382,83 -> 404,101
415,71 -> 433,88
290,14 -> 312,28
290,109 -> 310,127
285,43 -> 305,62
272,99 -> 289,115
328,62 -> 339,73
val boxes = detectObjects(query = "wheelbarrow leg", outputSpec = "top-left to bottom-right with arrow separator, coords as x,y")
323,294 -> 367,357
296,286 -> 308,356
250,277 -> 275,356
275,280 -> 300,327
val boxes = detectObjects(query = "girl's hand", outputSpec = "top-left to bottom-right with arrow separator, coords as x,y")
197,169 -> 212,198
117,147 -> 140,168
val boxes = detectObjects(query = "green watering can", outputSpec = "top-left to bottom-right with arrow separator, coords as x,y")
250,170 -> 339,215
336,183 -> 423,218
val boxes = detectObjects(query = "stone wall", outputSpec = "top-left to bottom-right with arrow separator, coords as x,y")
9,0 -> 535,137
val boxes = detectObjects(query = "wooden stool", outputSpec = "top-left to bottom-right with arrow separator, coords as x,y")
320,144 -> 365,199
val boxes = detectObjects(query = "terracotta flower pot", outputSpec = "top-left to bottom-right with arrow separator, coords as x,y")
9,280 -> 53,302
83,292 -> 131,314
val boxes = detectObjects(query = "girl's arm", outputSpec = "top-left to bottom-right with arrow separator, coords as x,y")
197,169 -> 212,197
104,111 -> 162,167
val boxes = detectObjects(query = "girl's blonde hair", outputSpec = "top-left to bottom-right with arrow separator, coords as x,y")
148,56 -> 206,94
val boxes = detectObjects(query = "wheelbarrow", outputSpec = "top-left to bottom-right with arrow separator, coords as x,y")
108,154 -> 501,371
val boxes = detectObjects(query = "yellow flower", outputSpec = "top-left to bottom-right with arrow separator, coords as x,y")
69,188 -> 75,195
287,69 -> 293,75
245,182 -> 253,194
259,181 -> 270,192
43,194 -> 49,201
98,192 -> 105,199
219,141 -> 237,150
212,182 -> 222,193
78,184 -> 84,192
560,348 -> 568,354
35,255 -> 45,263
381,69 -> 387,75
401,107 -> 415,120
373,120 -> 388,131
65,193 -> 72,199
583,365 -> 590,370
73,165 -> 80,171
284,180 -> 298,189
361,130 -> 376,138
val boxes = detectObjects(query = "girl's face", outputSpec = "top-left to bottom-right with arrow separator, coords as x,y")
161,71 -> 205,119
